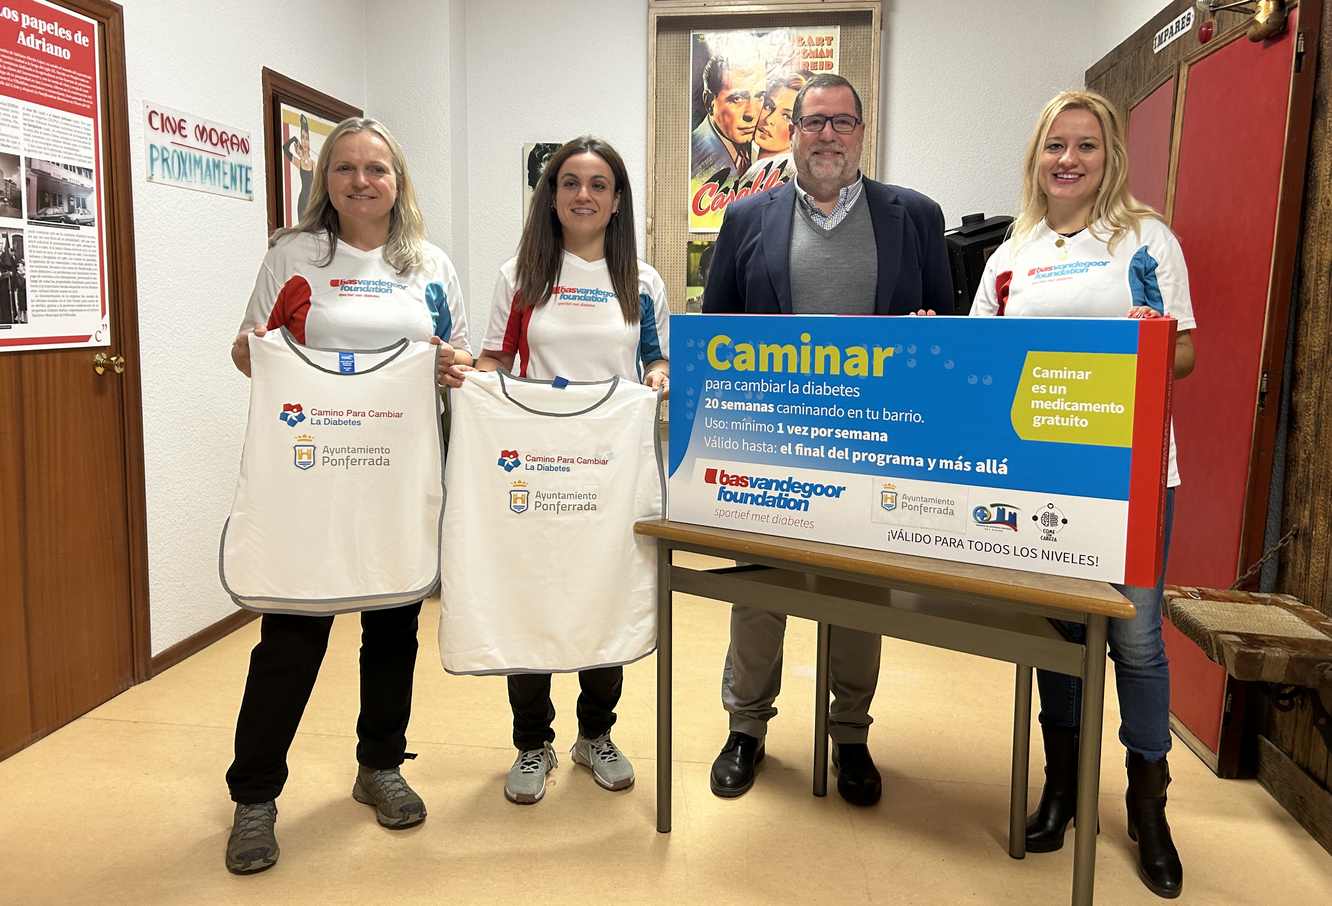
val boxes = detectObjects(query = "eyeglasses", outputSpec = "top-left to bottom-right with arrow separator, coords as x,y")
795,114 -> 862,134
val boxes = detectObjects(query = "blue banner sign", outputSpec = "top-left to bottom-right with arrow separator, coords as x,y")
667,315 -> 1175,584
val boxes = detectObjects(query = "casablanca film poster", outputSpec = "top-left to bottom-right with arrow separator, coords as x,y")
0,0 -> 108,351
689,26 -> 839,233
279,103 -> 338,227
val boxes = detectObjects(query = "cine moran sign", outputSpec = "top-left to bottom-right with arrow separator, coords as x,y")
667,315 -> 1176,585
144,101 -> 253,200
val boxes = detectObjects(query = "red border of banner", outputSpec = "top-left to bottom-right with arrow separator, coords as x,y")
1123,318 -> 1175,586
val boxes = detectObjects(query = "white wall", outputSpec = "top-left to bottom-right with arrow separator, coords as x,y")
879,1 -> 1102,227
364,0 -> 465,262
121,0 -> 368,655
1091,0 -> 1174,63
457,0 -> 649,350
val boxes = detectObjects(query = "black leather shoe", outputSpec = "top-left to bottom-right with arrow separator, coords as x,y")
710,731 -> 764,798
1026,725 -> 1079,853
1126,752 -> 1183,899
832,742 -> 882,806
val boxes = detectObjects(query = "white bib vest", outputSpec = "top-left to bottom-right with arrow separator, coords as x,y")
220,330 -> 444,614
439,371 -> 664,674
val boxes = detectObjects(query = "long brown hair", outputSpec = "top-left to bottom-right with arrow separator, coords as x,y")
515,136 -> 640,323
269,117 -> 427,274
1013,90 -> 1160,253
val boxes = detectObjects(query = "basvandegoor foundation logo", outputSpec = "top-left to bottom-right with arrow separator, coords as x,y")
704,465 -> 846,513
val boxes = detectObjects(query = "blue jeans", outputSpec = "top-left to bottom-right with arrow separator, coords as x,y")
1037,489 -> 1175,762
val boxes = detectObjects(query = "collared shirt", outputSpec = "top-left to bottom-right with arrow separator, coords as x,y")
794,173 -> 865,230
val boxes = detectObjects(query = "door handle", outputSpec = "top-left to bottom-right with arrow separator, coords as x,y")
93,352 -> 125,375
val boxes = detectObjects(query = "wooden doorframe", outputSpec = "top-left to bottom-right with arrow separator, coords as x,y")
1115,1 -> 1321,586
67,0 -> 152,681
1235,0 -> 1321,586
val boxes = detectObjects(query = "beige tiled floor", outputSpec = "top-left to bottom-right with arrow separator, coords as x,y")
4,553 -> 1330,904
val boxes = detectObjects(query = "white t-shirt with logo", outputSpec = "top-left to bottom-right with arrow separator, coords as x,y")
482,252 -> 669,382
242,231 -> 470,352
971,217 -> 1196,487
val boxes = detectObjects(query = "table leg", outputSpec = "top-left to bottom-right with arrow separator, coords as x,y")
813,619 -> 831,797
1071,615 -> 1108,906
1010,663 -> 1033,859
656,543 -> 673,834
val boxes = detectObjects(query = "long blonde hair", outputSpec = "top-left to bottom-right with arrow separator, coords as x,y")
269,117 -> 427,274
1013,90 -> 1160,253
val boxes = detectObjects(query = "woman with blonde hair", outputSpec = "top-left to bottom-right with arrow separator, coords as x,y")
971,90 -> 1196,899
224,116 -> 471,874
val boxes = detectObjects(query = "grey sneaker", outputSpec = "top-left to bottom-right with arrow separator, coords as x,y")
571,732 -> 635,791
352,765 -> 427,828
505,743 -> 558,804
225,800 -> 278,874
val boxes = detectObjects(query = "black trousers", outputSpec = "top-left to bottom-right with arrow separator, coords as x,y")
226,602 -> 421,804
507,666 -> 623,751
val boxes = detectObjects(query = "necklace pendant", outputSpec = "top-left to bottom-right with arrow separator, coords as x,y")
1054,237 -> 1065,248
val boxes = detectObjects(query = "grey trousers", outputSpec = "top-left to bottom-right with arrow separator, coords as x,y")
722,603 -> 881,744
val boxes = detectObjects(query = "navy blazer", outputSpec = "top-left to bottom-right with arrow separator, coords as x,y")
701,178 -> 955,316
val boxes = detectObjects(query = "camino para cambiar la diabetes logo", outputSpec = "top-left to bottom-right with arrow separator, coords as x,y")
279,402 -> 305,427
498,449 -> 523,472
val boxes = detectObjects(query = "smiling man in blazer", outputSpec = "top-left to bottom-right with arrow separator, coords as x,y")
702,73 -> 953,806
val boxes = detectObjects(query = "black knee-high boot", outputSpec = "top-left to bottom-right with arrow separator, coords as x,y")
1026,724 -> 1080,852
1126,752 -> 1183,898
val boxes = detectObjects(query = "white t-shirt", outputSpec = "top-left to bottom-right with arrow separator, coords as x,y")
242,231 -> 470,352
481,252 -> 670,381
971,217 -> 1196,486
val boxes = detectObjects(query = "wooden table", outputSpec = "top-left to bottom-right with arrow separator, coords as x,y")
637,519 -> 1134,906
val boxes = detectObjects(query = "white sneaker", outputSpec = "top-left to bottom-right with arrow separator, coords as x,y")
571,732 -> 635,791
505,742 -> 557,804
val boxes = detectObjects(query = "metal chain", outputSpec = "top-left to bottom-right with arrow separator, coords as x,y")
1230,525 -> 1301,590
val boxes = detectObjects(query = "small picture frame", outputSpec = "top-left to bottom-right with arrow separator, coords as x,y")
260,68 -> 362,235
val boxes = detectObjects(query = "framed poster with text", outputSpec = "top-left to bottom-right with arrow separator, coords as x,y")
0,0 -> 108,351
668,315 -> 1175,586
260,68 -> 360,234
688,26 -> 839,233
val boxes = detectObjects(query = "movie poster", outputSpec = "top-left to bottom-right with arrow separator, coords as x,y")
688,26 -> 839,233
278,103 -> 338,227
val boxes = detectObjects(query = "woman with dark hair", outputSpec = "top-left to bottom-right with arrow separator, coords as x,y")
282,114 -> 316,220
740,70 -> 805,190
473,135 -> 669,805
